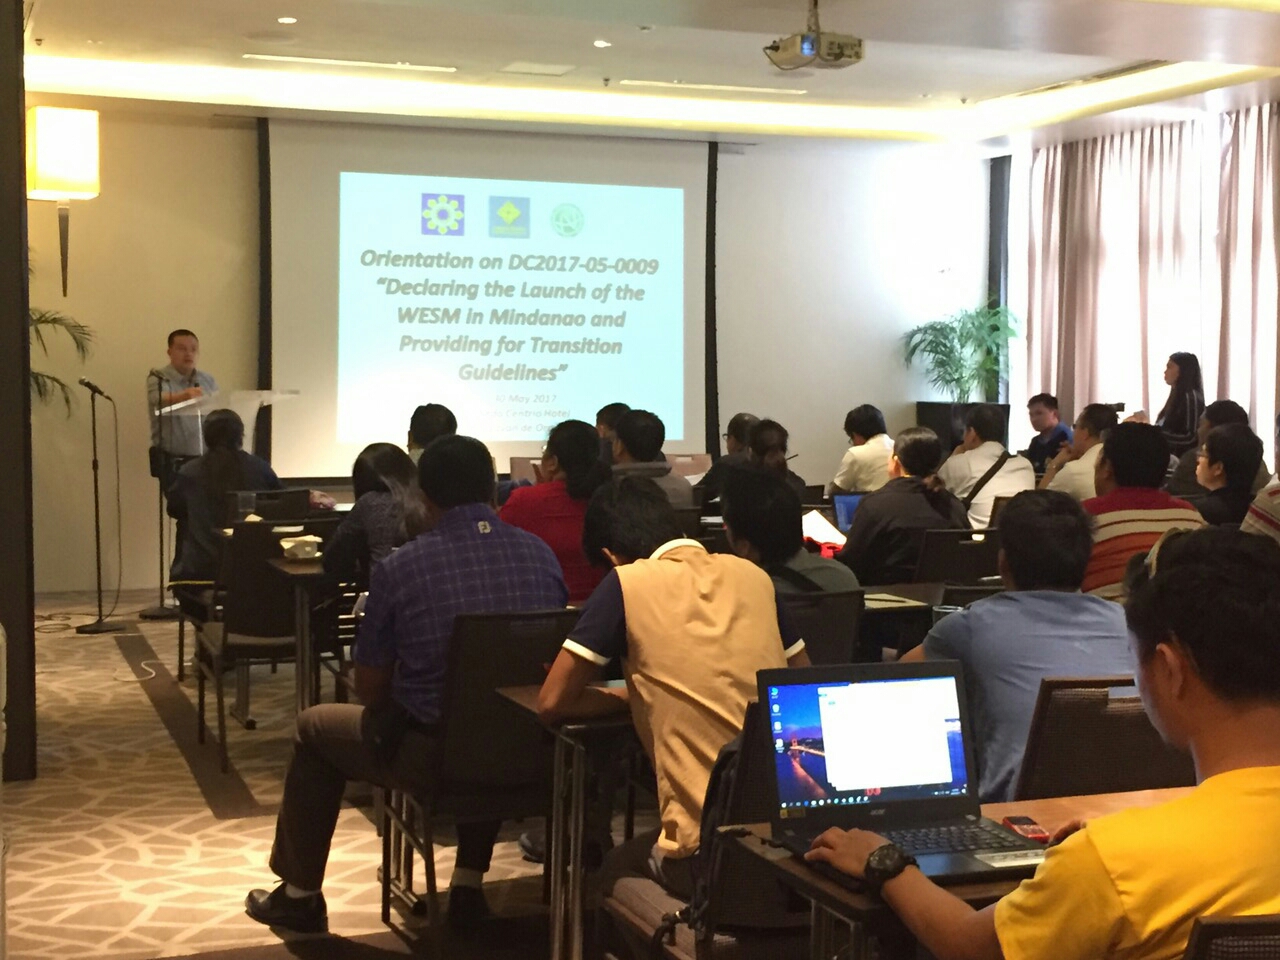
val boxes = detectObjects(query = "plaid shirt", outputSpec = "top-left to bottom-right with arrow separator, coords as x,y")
357,502 -> 568,724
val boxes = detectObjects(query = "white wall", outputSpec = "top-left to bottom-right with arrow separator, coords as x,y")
28,106 -> 259,594
716,140 -> 991,487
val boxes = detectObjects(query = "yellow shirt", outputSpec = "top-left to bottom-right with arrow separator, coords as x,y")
995,766 -> 1280,960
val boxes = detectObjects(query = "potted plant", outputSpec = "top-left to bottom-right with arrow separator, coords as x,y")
30,306 -> 93,413
902,305 -> 1017,448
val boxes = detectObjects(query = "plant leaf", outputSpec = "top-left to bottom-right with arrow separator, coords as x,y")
30,370 -> 75,415
29,309 -> 94,361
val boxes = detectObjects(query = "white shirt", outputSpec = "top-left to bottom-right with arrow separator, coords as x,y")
1046,443 -> 1102,502
830,433 -> 894,494
937,440 -> 1036,528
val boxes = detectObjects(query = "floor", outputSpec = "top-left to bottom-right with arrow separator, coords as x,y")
5,591 -> 549,960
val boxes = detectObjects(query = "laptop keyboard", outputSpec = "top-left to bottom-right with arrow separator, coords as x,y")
883,821 -> 1027,856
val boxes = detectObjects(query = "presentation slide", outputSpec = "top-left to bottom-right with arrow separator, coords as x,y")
337,173 -> 684,444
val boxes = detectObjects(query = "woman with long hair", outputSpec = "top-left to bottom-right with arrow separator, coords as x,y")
1155,352 -> 1206,457
324,442 -> 427,584
500,419 -> 611,602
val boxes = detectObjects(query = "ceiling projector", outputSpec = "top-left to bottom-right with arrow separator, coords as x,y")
765,31 -> 864,70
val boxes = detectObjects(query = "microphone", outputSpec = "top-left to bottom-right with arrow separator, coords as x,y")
149,368 -> 169,382
78,378 -> 112,400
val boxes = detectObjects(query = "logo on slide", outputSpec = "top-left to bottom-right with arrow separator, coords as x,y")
422,194 -> 465,236
489,197 -> 530,238
550,203 -> 585,238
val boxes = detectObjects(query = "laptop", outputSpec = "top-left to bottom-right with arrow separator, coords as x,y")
831,494 -> 864,533
757,661 -> 1046,886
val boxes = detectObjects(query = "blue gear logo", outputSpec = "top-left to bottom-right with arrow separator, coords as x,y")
550,203 -> 584,238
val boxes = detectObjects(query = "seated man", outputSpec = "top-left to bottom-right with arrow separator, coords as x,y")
1038,403 -> 1118,501
1242,413 -> 1280,544
1022,393 -> 1073,473
1165,399 -> 1270,498
611,409 -> 694,508
244,436 -> 568,934
537,477 -> 809,900
747,418 -> 809,502
1081,422 -> 1205,600
695,411 -> 759,504
406,402 -> 457,464
901,490 -> 1131,801
1195,422 -> 1265,526
805,527 -> 1280,960
722,466 -> 860,593
830,404 -> 894,495
937,404 -> 1035,528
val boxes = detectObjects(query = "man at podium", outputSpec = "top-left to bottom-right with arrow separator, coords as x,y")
148,328 -> 218,486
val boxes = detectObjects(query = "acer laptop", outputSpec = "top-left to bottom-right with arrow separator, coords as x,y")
757,661 -> 1046,886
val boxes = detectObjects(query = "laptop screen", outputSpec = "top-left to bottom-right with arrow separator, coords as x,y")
766,675 -> 969,818
831,494 -> 864,533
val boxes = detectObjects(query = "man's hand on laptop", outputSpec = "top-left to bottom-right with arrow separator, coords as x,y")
804,827 -> 889,879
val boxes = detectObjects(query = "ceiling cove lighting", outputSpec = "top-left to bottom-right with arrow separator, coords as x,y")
1127,0 -> 1280,10
23,55 -> 1274,141
241,53 -> 457,73
619,79 -> 807,95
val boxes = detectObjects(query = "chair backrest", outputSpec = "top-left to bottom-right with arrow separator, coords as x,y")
778,590 -> 868,664
913,528 -> 1002,584
802,484 -> 826,505
668,453 -> 713,478
1014,677 -> 1197,800
246,487 -> 312,521
988,495 -> 1014,527
673,507 -> 703,541
508,457 -> 542,485
1183,915 -> 1280,960
218,522 -> 295,639
437,609 -> 583,793
940,584 -> 1005,608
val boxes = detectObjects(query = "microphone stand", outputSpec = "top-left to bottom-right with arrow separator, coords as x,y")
76,388 -> 125,635
140,369 -> 179,620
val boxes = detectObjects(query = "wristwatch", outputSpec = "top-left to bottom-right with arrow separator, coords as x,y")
864,843 -> 919,892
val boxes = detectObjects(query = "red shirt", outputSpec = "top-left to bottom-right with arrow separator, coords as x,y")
499,480 -> 604,604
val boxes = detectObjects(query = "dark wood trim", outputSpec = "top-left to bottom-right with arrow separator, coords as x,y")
704,141 -> 720,457
987,155 -> 1011,310
254,117 -> 272,459
1,0 -> 37,781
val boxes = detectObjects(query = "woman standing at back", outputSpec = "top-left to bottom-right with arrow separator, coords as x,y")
500,419 -> 611,603
1152,352 -> 1206,457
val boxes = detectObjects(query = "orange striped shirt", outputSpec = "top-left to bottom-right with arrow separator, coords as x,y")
1242,479 -> 1280,546
1081,488 -> 1206,600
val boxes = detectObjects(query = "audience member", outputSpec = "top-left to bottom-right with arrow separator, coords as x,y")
837,427 -> 970,585
1023,394 -> 1073,473
830,404 -> 894,494
695,411 -> 759,503
804,526 -> 1280,960
500,419 -> 611,603
722,466 -> 860,593
1132,351 -> 1205,457
937,405 -> 1035,528
406,403 -> 457,464
1166,399 -> 1270,498
1081,422 -> 1205,600
1195,423 -> 1264,526
168,409 -> 281,583
596,401 -> 631,465
1242,413 -> 1280,545
244,436 -> 568,934
323,443 -> 426,586
611,409 -> 695,508
747,419 -> 808,502
901,490 -> 1131,801
1038,403 -> 1118,501
536,477 -> 809,900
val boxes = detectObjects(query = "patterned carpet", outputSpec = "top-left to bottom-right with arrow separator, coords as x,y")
6,592 -> 551,960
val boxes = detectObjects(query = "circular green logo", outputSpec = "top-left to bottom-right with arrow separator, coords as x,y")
551,203 -> 584,238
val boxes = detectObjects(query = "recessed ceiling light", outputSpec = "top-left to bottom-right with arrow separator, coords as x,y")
241,53 -> 456,72
276,17 -> 298,24
593,39 -> 612,48
619,79 -> 806,95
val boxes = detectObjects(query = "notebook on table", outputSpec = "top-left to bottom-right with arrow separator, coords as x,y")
756,661 -> 1046,887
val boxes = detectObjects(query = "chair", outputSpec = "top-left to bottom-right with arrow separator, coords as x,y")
508,456 -> 542,485
380,609 -> 582,931
668,454 -> 713,479
913,528 -> 1001,584
674,507 -> 703,541
242,487 -> 311,521
1014,677 -> 1197,800
1183,915 -> 1280,959
940,584 -> 1005,608
779,590 -> 869,664
988,495 -> 1013,527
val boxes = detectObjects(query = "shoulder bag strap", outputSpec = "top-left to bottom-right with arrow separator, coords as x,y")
962,451 -> 1012,508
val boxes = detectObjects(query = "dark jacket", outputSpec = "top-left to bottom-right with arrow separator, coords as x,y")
1197,486 -> 1254,526
167,451 -> 281,582
836,476 -> 971,585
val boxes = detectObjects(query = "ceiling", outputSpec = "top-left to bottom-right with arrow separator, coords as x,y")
20,0 -> 1280,139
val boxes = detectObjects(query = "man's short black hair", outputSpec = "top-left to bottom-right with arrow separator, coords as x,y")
615,409 -> 665,462
1101,422 -> 1170,489
893,427 -> 944,477
748,419 -> 789,458
1202,399 -> 1250,430
721,467 -> 803,566
966,404 -> 1006,444
596,402 -> 631,431
998,490 -> 1094,590
168,328 -> 198,347
725,412 -> 760,446
1127,527 -> 1280,704
1076,403 -> 1119,439
844,405 -> 887,440
417,435 -> 494,509
409,403 -> 458,448
582,476 -> 683,566
1027,393 -> 1058,411
1203,423 -> 1264,492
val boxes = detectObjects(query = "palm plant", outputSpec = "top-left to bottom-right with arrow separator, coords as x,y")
30,307 -> 94,414
902,305 -> 1018,403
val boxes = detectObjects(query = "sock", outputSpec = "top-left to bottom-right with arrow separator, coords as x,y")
450,867 -> 484,890
284,883 -> 320,899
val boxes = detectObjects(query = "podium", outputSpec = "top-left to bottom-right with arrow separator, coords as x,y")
161,389 -> 299,451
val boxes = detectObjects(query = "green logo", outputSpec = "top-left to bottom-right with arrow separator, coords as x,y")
550,203 -> 584,238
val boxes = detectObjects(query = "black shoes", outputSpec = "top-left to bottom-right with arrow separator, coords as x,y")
447,885 -> 491,932
245,883 -> 329,934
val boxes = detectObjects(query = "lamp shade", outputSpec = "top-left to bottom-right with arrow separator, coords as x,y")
26,106 -> 100,201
